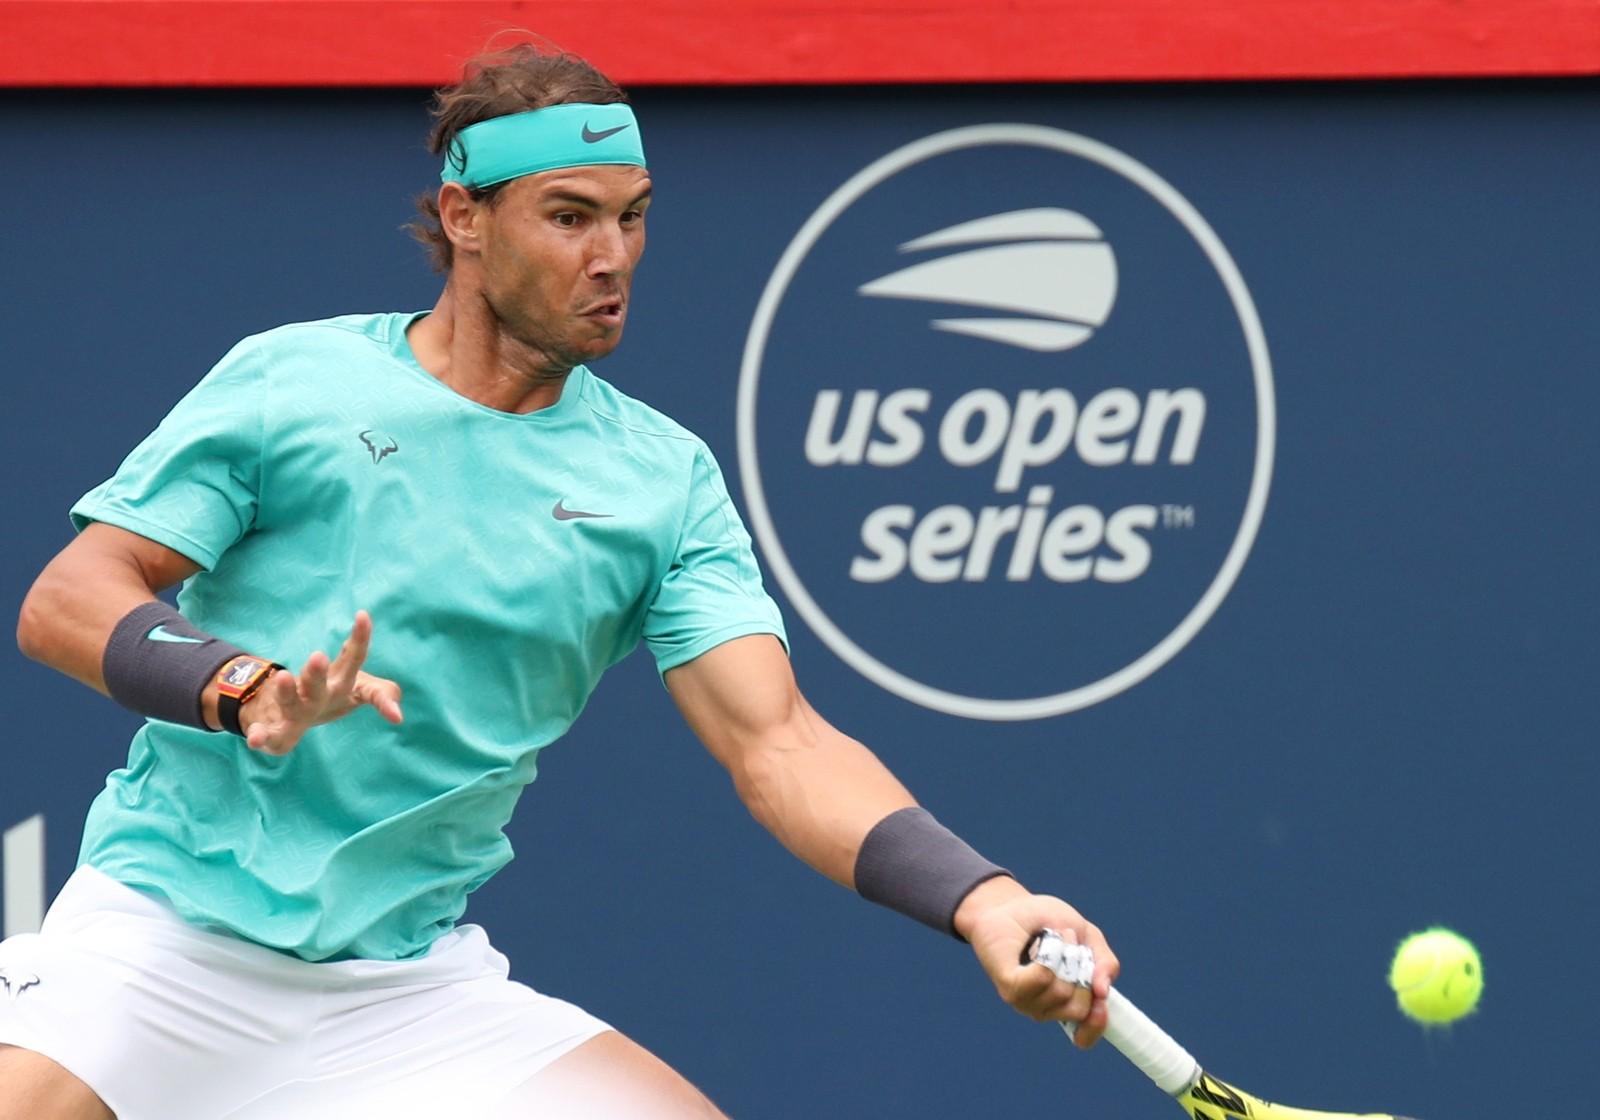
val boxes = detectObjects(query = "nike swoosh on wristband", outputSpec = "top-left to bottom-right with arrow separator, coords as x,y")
552,500 -> 612,521
581,123 -> 630,143
146,625 -> 205,644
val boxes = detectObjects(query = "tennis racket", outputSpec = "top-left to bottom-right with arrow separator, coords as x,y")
1026,930 -> 1417,1120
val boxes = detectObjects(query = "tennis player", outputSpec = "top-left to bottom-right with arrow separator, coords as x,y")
0,45 -> 1118,1120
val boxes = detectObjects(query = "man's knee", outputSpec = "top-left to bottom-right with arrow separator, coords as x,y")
492,1030 -> 727,1120
0,1045 -> 114,1120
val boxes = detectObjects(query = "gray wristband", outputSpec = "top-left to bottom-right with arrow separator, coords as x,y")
854,806 -> 1010,939
102,601 -> 246,731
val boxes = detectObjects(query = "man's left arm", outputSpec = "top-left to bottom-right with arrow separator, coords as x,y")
665,633 -> 1118,1046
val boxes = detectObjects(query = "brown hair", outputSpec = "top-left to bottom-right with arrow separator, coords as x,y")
407,42 -> 629,271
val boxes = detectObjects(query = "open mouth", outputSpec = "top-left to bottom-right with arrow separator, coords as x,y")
583,300 -> 624,325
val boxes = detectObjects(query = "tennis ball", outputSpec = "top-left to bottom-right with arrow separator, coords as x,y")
1388,927 -> 1482,1024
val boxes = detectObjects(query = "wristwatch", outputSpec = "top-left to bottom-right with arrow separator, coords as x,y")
215,656 -> 285,736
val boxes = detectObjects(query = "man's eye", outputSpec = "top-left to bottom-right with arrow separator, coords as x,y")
621,210 -> 643,225
554,213 -> 580,228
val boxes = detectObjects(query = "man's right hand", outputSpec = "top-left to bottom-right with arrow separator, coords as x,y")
233,610 -> 404,755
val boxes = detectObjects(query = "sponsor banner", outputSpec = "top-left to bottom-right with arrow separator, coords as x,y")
740,126 -> 1274,719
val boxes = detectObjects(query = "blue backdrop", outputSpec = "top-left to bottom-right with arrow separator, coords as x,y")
3,81 -> 1596,1118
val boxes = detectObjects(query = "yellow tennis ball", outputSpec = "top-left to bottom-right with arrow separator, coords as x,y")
1388,927 -> 1482,1024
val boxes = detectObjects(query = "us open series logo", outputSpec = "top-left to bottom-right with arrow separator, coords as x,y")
738,126 -> 1275,721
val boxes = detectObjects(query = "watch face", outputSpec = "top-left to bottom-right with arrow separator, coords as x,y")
223,659 -> 266,687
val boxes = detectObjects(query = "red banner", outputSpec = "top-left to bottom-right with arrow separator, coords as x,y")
4,0 -> 1598,86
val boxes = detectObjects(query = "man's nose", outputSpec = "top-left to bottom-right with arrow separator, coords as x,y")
587,221 -> 628,277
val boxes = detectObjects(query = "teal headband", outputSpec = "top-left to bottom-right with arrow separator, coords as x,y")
441,103 -> 646,190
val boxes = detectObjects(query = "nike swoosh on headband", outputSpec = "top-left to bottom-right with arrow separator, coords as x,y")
582,122 -> 631,143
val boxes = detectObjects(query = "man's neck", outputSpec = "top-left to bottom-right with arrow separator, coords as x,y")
406,286 -> 572,415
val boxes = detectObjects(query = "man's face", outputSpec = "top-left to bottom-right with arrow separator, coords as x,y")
474,164 -> 652,369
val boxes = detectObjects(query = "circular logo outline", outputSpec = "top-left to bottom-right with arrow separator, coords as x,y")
737,124 -> 1276,721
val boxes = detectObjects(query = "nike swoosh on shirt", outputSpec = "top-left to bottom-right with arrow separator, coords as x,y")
581,123 -> 630,143
146,625 -> 205,644
552,500 -> 612,521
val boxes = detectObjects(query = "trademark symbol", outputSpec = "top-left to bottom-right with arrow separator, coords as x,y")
1162,505 -> 1195,529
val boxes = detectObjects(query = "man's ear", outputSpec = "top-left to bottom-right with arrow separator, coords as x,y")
437,182 -> 484,258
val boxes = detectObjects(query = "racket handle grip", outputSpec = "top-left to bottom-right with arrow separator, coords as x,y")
1092,988 -> 1201,1095
1030,930 -> 1200,1097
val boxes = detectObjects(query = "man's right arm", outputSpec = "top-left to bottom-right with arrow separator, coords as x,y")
16,522 -> 201,694
16,523 -> 403,749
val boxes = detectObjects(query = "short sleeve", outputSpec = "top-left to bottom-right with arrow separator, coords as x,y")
643,442 -> 787,676
70,336 -> 265,570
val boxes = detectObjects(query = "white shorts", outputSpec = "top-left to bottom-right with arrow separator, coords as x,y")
0,865 -> 610,1119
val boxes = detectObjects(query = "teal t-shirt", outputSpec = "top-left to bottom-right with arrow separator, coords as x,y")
70,312 -> 786,962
